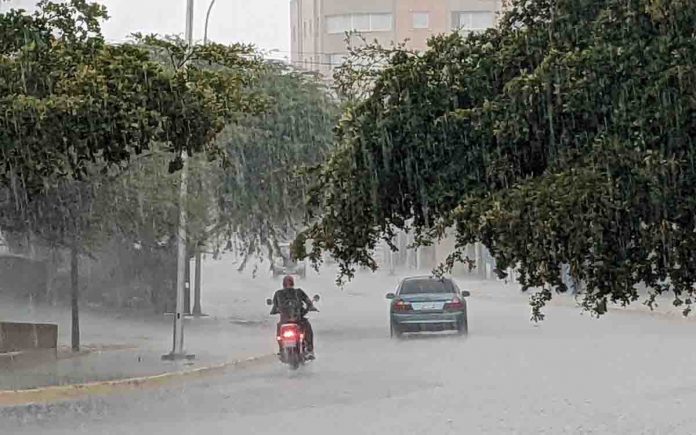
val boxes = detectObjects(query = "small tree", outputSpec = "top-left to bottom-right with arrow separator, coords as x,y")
0,179 -> 105,350
215,62 -> 338,266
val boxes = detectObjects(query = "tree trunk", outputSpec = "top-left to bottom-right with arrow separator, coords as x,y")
476,243 -> 485,278
45,250 -> 54,305
193,250 -> 202,315
71,245 -> 80,352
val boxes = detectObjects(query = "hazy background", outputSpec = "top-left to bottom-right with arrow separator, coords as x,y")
1,0 -> 291,59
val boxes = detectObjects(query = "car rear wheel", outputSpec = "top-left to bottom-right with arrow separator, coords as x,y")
390,321 -> 403,339
457,315 -> 469,336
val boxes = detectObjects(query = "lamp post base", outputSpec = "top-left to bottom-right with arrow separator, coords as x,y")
161,352 -> 196,361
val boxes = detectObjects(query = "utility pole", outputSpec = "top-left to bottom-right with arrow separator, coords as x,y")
163,0 -> 195,361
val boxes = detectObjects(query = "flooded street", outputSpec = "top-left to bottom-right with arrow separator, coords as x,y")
4,258 -> 696,434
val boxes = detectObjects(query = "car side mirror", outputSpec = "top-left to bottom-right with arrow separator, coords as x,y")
266,298 -> 273,306
460,290 -> 471,298
386,292 -> 396,300
312,294 -> 320,302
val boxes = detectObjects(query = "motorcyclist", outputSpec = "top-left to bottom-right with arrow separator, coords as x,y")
270,275 -> 316,359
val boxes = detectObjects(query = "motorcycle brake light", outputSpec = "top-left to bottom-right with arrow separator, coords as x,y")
279,325 -> 301,341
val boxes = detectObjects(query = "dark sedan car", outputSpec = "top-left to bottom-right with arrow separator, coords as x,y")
386,276 -> 470,338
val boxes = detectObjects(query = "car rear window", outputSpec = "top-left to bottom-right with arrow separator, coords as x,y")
399,278 -> 455,295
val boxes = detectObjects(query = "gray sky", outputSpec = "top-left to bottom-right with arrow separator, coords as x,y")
3,0 -> 291,59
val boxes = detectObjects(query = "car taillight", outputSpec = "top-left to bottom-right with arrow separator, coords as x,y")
393,300 -> 412,312
444,297 -> 465,311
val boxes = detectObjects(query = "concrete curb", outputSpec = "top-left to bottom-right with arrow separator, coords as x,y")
0,353 -> 276,408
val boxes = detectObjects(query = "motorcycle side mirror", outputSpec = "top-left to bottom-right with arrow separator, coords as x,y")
266,298 -> 273,306
386,292 -> 396,300
460,290 -> 471,298
312,295 -> 320,302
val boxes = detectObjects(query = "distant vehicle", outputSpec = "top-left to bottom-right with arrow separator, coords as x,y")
270,243 -> 307,279
386,276 -> 470,338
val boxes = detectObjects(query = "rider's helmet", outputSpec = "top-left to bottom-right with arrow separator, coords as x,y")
282,275 -> 295,289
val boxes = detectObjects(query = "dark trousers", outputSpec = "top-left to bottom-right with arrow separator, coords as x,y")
277,318 -> 314,352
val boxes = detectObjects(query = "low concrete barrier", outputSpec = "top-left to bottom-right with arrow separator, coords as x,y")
0,322 -> 57,354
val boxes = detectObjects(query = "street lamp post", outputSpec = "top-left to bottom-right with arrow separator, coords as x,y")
163,0 -> 196,361
204,0 -> 217,45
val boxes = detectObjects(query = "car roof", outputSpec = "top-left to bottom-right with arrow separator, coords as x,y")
396,275 -> 458,294
398,275 -> 454,288
400,275 -> 451,282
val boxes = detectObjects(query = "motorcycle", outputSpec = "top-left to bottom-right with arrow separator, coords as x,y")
266,294 -> 320,370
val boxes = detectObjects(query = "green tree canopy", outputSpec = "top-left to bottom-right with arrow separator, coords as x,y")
0,0 -> 262,202
297,0 -> 696,319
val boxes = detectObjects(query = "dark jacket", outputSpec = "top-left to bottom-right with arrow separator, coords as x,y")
270,287 -> 314,322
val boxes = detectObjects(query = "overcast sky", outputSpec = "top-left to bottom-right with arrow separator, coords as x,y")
3,0 -> 291,59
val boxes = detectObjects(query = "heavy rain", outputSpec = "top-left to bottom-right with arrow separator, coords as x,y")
1,0 -> 695,433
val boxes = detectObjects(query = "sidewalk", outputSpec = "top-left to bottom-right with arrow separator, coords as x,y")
0,347 -> 196,391
0,314 -> 273,393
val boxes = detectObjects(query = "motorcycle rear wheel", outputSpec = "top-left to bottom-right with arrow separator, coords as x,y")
286,348 -> 302,370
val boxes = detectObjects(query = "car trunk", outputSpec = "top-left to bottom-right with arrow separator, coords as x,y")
398,293 -> 454,313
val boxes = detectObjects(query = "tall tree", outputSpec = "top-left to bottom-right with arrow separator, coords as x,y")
296,0 -> 696,319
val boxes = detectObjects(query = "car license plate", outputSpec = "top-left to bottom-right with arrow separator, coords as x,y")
413,302 -> 442,311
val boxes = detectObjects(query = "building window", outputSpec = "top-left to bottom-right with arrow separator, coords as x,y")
326,15 -> 350,34
369,13 -> 392,31
451,11 -> 495,32
353,14 -> 370,32
326,13 -> 393,34
412,12 -> 430,29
